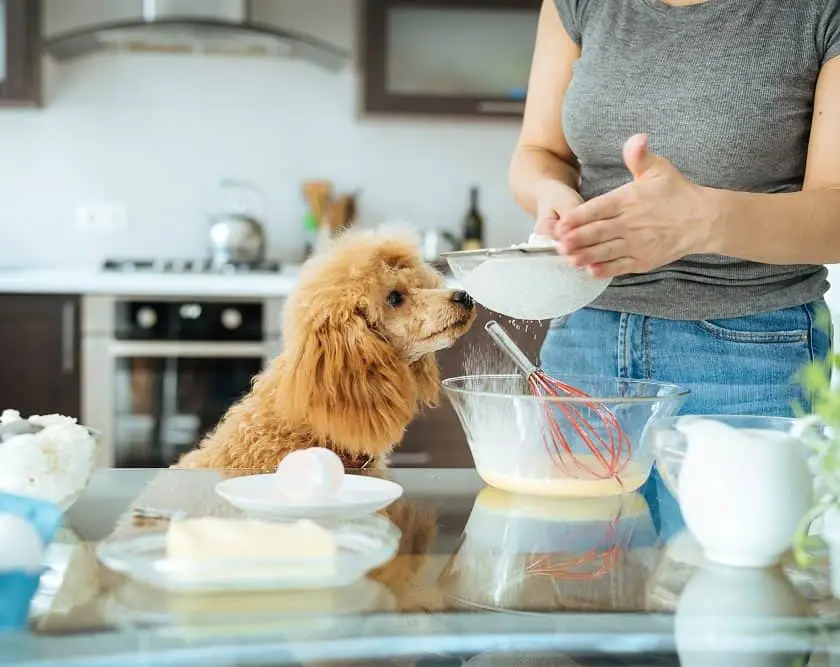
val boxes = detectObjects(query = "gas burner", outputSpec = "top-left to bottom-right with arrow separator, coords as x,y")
101,259 -> 283,274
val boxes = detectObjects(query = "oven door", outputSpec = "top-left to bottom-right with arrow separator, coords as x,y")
82,296 -> 283,468
107,342 -> 267,467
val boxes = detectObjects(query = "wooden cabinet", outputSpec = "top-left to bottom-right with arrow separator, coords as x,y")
397,305 -> 548,468
0,0 -> 41,106
360,0 -> 540,119
0,295 -> 81,417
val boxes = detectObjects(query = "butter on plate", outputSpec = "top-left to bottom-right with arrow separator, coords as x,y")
164,517 -> 338,583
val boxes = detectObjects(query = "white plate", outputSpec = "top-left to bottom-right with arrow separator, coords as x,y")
215,473 -> 404,520
96,515 -> 401,593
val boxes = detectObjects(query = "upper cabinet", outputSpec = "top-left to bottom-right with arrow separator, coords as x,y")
0,0 -> 41,106
360,0 -> 540,119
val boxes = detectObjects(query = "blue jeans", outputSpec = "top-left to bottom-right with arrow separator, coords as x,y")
540,301 -> 832,540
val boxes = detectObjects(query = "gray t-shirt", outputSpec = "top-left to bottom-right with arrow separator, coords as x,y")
554,0 -> 840,320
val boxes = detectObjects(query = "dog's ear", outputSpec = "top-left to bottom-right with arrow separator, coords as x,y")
411,354 -> 440,408
282,311 -> 417,452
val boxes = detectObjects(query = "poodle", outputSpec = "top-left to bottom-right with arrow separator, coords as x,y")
174,227 -> 476,474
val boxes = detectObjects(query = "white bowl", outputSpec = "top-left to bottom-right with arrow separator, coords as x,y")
0,424 -> 100,513
444,247 -> 611,320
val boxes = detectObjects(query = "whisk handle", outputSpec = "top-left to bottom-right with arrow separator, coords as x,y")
485,320 -> 539,377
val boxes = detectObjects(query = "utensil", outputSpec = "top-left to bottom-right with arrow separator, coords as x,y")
442,373 -> 688,498
442,246 -> 611,320
675,564 -> 812,667
215,474 -> 404,520
647,415 -> 813,568
485,320 -> 635,484
96,515 -> 401,593
437,487 -> 658,614
421,229 -> 460,262
207,180 -> 267,266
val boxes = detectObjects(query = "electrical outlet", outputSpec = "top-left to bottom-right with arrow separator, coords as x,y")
75,202 -> 128,234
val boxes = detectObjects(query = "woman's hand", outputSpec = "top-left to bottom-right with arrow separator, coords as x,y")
550,134 -> 719,278
533,178 -> 585,236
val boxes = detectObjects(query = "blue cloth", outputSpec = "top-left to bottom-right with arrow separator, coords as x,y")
0,492 -> 63,633
540,301 -> 831,542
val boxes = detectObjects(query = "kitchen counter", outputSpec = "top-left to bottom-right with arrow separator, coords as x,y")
3,468 -> 839,666
0,267 -> 461,298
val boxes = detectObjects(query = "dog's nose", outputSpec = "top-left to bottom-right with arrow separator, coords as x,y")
451,290 -> 474,309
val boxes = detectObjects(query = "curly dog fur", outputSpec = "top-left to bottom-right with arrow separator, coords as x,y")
174,227 -> 475,474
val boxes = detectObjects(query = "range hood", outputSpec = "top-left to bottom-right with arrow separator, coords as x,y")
43,0 -> 349,71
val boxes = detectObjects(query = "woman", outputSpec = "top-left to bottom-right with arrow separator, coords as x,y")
510,0 -> 840,533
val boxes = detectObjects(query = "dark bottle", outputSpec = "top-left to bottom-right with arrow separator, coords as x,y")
461,186 -> 485,251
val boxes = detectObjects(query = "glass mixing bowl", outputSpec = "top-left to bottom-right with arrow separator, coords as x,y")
442,375 -> 689,498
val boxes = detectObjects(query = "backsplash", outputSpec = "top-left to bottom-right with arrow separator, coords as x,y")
0,1 -> 531,268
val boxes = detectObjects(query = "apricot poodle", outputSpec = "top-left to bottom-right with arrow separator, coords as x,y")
175,227 -> 476,474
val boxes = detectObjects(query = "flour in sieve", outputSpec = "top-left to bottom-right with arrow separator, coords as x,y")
461,255 -> 610,320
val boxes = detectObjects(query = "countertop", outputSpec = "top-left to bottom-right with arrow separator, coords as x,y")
2,468 -> 838,666
0,267 -> 461,298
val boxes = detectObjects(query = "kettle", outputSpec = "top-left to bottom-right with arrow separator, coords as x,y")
207,180 -> 267,266
421,229 -> 460,262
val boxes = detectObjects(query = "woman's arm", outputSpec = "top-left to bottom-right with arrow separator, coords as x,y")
706,56 -> 840,264
509,0 -> 582,218
556,56 -> 840,276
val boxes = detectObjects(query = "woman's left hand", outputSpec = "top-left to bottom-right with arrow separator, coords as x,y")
551,134 -> 719,278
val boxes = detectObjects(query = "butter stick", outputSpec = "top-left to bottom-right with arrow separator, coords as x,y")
165,517 -> 337,583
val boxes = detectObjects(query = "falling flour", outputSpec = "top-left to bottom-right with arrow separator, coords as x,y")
459,234 -> 611,321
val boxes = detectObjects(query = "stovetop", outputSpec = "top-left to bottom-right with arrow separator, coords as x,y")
101,259 -> 283,274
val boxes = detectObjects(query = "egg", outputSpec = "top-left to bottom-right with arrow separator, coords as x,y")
0,514 -> 45,573
275,448 -> 345,503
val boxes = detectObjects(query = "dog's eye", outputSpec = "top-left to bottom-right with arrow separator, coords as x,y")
386,290 -> 404,307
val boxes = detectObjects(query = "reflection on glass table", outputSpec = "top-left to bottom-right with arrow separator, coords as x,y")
2,468 -> 838,667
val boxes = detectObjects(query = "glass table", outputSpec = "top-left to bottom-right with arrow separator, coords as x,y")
2,468 -> 839,666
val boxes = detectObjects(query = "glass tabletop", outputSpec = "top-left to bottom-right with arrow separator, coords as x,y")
2,468 -> 839,667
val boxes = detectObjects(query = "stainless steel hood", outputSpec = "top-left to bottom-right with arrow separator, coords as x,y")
43,0 -> 349,71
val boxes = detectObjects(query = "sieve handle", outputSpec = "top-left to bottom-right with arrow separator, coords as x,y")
485,320 -> 538,377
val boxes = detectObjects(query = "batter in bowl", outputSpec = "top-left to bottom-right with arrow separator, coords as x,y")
479,457 -> 650,498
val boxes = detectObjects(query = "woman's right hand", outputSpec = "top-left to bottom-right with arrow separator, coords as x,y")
533,179 -> 584,236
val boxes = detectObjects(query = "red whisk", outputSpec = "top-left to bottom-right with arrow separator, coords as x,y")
525,518 -> 628,581
485,320 -> 633,483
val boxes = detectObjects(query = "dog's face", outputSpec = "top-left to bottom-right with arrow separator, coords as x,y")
362,254 -> 475,364
276,228 -> 476,452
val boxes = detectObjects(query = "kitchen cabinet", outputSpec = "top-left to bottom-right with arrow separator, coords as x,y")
0,294 -> 81,418
0,0 -> 41,106
397,305 -> 548,468
360,0 -> 540,119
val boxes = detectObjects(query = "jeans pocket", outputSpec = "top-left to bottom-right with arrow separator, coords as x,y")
548,314 -> 571,331
696,306 -> 811,344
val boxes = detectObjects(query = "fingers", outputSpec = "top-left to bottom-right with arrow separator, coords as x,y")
558,219 -> 619,254
622,133 -> 651,180
559,189 -> 623,230
533,215 -> 556,236
587,257 -> 637,279
567,238 -> 627,267
623,133 -> 676,181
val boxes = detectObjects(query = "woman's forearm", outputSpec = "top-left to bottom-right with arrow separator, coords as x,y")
705,186 -> 840,265
509,145 -> 581,217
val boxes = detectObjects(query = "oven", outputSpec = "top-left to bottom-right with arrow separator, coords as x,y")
82,295 -> 284,467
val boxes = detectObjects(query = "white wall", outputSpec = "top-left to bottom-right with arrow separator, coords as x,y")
0,0 -> 531,268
